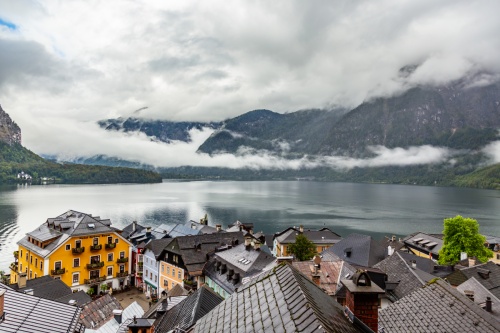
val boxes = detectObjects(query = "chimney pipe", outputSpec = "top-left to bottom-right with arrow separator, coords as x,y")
132,221 -> 137,232
411,260 -> 417,269
253,241 -> 261,251
486,297 -> 492,313
18,272 -> 27,289
299,225 -> 304,233
468,257 -> 475,267
146,227 -> 151,236
216,224 -> 221,232
113,309 -> 123,324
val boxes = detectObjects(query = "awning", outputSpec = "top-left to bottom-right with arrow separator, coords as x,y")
144,280 -> 157,290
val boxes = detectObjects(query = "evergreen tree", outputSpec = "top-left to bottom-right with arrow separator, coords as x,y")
288,234 -> 317,261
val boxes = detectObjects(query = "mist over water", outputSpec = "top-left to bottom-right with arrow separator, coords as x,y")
1,181 -> 499,271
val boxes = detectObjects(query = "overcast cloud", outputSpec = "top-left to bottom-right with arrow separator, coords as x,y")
1,0 -> 499,168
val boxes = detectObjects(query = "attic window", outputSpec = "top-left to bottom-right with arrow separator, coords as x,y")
477,268 -> 490,279
88,224 -> 95,229
344,247 -> 352,258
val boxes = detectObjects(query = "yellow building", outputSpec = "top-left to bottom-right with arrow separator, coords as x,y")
10,210 -> 132,294
159,260 -> 184,294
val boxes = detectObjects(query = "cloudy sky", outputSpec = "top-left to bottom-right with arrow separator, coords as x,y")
1,0 -> 499,168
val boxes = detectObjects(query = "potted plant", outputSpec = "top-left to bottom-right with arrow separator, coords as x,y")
100,284 -> 108,295
87,287 -> 94,296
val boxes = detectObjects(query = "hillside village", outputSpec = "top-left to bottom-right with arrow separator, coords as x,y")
2,210 -> 500,332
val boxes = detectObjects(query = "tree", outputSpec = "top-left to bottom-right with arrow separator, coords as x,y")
438,215 -> 493,264
288,234 -> 317,261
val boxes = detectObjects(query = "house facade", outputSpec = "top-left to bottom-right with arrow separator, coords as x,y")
10,210 -> 132,294
273,226 -> 342,257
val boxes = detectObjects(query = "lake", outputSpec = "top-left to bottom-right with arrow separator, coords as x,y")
1,180 -> 499,271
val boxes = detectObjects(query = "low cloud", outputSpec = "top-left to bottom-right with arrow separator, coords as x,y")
30,120 -> 455,171
482,140 -> 500,164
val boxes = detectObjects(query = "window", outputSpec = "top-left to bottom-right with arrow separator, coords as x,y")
93,237 -> 99,246
30,256 -> 33,264
73,273 -> 79,284
20,264 -> 22,271
107,236 -> 112,244
167,267 -> 170,274
178,270 -> 181,279
35,258 -> 38,266
120,265 -> 125,273
20,249 -> 23,258
155,275 -> 157,282
161,264 -> 164,273
73,258 -> 80,267
108,253 -> 113,261
150,272 -> 152,279
107,267 -> 113,276
164,279 -> 168,287
29,270 -> 32,279
172,269 -> 175,277
146,269 -> 148,277
54,261 -> 62,270
90,270 -> 100,279
172,282 -> 175,288
66,244 -> 70,250
114,238 -> 119,244
90,255 -> 100,264
26,252 -> 28,260
75,240 -> 81,248
173,255 -> 178,263
40,262 -> 43,270
119,251 -> 125,259
34,273 -> 37,278
497,253 -> 500,260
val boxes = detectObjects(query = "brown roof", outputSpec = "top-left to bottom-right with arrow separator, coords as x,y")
291,260 -> 343,295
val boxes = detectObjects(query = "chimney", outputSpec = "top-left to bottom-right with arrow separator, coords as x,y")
468,257 -> 476,267
342,271 -> 384,332
486,297 -> 492,313
411,260 -> 417,269
0,289 -> 5,323
299,225 -> 304,233
18,272 -> 27,289
460,252 -> 468,261
132,221 -> 137,232
312,273 -> 321,286
391,235 -> 396,242
113,309 -> 123,324
146,227 -> 152,237
387,245 -> 394,256
216,224 -> 221,232
244,236 -> 252,249
253,241 -> 261,251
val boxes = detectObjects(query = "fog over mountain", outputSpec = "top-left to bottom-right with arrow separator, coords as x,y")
1,1 -> 499,169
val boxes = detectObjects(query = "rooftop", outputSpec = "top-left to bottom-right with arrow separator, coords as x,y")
324,233 -> 387,267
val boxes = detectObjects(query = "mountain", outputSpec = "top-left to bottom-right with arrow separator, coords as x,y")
0,106 -> 162,184
197,108 -> 347,155
318,81 -> 500,155
0,104 -> 21,145
98,117 -> 222,143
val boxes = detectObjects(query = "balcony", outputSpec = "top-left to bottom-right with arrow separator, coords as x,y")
13,251 -> 18,259
90,244 -> 102,251
116,257 -> 128,263
84,276 -> 106,284
72,247 -> 85,254
136,272 -> 143,277
10,262 -> 18,272
105,243 -> 116,249
116,271 -> 128,278
137,264 -> 143,272
86,261 -> 104,269
51,268 -> 66,275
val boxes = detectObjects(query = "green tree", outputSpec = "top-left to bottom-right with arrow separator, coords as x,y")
288,234 -> 317,261
438,215 -> 493,264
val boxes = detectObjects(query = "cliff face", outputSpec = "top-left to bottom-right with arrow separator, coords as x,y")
0,104 -> 21,145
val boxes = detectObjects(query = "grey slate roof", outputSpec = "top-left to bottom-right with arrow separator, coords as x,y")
379,279 -> 500,333
457,277 -> 500,321
0,284 -> 83,333
165,232 -> 244,276
324,233 -> 387,267
446,261 -> 500,299
9,275 -> 91,306
79,294 -> 122,329
204,244 -> 277,294
121,221 -> 145,239
193,264 -> 365,333
85,301 -> 145,333
395,251 -> 453,278
275,227 -> 342,245
154,285 -> 223,333
144,238 -> 175,258
374,252 -> 434,300
403,232 -> 443,257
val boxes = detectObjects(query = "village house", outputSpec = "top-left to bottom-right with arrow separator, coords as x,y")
402,232 -> 443,260
10,210 -> 132,295
272,225 -> 342,257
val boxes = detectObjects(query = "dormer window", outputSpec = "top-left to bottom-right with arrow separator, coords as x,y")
344,247 -> 352,258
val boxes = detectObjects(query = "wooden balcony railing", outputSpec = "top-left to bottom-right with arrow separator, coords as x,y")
105,243 -> 116,249
84,276 -> 106,284
116,271 -> 128,278
116,257 -> 128,263
72,247 -> 85,254
51,268 -> 66,275
90,244 -> 102,251
86,261 -> 104,269
10,262 -> 18,271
